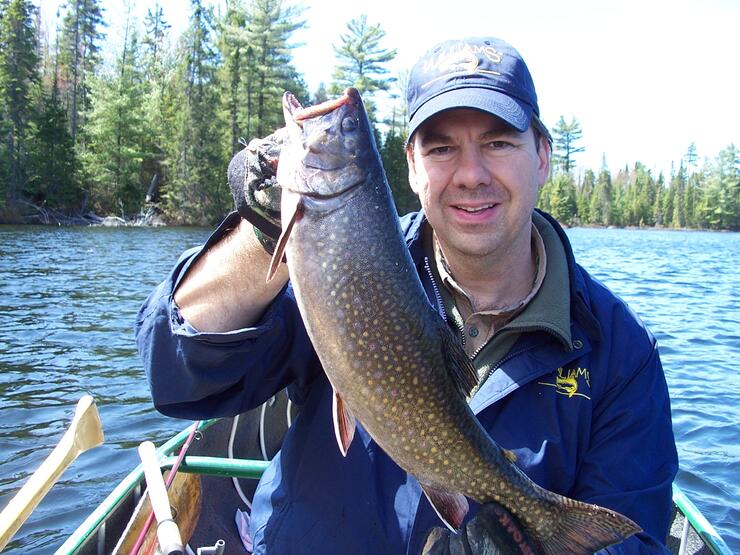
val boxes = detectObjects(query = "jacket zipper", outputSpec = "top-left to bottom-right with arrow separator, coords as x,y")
424,257 -> 450,325
424,257 -> 561,398
424,256 -> 496,361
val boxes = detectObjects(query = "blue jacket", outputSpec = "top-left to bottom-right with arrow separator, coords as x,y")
136,210 -> 678,554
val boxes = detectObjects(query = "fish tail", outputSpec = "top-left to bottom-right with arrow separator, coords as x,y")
534,498 -> 642,555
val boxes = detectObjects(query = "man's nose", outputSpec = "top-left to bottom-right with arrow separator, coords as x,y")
453,146 -> 492,189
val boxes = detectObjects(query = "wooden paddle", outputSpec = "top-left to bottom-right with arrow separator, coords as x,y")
0,395 -> 104,551
138,441 -> 184,555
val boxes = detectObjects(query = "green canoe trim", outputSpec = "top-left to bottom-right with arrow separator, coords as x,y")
671,483 -> 733,555
56,420 -> 732,555
161,455 -> 270,479
54,419 -> 218,555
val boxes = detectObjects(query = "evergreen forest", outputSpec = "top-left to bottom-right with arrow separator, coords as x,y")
0,0 -> 737,230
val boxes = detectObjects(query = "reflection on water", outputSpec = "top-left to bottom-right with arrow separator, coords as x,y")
0,225 -> 738,552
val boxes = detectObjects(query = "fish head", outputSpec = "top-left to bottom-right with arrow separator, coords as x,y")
278,87 -> 378,198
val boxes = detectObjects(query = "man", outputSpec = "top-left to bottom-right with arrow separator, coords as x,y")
137,37 -> 677,554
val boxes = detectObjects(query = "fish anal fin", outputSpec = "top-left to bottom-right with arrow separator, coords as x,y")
332,389 -> 356,457
439,324 -> 478,399
266,195 -> 302,283
420,482 -> 469,532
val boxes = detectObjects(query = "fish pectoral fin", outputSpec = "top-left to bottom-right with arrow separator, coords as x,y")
266,194 -> 302,283
332,390 -> 356,457
420,482 -> 469,532
439,322 -> 479,399
502,448 -> 517,464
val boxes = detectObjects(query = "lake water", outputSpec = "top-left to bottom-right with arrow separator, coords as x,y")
0,225 -> 738,553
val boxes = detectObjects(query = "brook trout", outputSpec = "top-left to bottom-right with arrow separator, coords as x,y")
271,88 -> 641,554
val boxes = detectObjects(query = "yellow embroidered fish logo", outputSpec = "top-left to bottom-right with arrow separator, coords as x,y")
539,367 -> 591,400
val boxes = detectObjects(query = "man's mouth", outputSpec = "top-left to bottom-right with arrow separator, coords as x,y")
455,204 -> 495,213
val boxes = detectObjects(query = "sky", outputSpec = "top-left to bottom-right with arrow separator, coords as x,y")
37,0 -> 739,178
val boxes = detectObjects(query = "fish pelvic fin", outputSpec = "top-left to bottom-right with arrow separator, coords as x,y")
420,482 -> 469,532
332,389 -> 356,457
439,322 -> 478,400
532,498 -> 642,555
266,194 -> 302,283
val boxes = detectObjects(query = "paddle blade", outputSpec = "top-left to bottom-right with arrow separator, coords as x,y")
0,395 -> 105,551
72,395 -> 105,452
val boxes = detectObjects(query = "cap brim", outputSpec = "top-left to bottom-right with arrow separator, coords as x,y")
407,88 -> 532,142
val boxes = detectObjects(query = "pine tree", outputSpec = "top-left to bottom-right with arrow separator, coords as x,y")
669,164 -> 687,228
244,0 -> 306,138
684,142 -> 698,176
576,169 -> 595,224
551,116 -> 585,174
380,128 -> 418,215
142,2 -> 170,79
590,165 -> 613,225
653,172 -> 666,227
541,173 -> 577,225
0,0 -> 40,205
27,74 -> 79,210
82,13 -> 146,215
218,0 -> 247,154
57,0 -> 105,147
330,15 -> 396,121
165,0 -> 227,224
700,145 -> 739,230
140,2 -> 172,205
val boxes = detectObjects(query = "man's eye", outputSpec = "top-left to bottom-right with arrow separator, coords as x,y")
488,141 -> 514,149
429,146 -> 452,155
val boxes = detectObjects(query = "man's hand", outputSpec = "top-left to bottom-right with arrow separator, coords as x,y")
228,129 -> 286,254
422,502 -> 540,555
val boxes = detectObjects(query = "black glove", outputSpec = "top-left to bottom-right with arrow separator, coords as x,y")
228,129 -> 286,254
421,502 -> 540,555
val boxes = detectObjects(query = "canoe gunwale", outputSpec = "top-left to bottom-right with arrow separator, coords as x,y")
57,418 -> 733,555
671,483 -> 733,555
54,419 -> 218,555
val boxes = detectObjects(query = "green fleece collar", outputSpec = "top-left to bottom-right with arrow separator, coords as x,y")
506,211 -> 572,349
424,211 -> 572,354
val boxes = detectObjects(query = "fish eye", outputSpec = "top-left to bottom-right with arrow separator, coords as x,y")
341,116 -> 358,132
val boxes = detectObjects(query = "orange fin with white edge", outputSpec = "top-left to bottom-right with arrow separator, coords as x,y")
332,389 -> 356,456
420,482 -> 469,532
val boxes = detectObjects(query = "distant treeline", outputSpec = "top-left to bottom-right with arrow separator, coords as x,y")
539,153 -> 739,230
0,0 -> 737,230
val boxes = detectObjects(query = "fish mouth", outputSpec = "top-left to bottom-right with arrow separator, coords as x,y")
283,88 -> 360,125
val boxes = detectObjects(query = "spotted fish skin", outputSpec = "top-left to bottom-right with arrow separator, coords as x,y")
275,88 -> 641,555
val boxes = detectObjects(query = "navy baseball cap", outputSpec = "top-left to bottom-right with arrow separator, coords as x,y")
406,37 -> 540,141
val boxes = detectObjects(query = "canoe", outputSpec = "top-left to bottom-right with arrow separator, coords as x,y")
57,397 -> 732,555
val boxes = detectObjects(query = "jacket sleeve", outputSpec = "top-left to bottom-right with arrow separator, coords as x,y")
134,213 -> 319,420
574,316 -> 678,554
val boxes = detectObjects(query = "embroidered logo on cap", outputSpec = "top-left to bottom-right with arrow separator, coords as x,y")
421,42 -> 503,89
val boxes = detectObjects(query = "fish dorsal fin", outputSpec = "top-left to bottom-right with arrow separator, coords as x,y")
420,482 -> 469,532
266,194 -> 302,282
332,389 -> 356,457
439,323 -> 479,400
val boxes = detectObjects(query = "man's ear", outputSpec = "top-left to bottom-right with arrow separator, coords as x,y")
406,145 -> 419,194
537,138 -> 551,189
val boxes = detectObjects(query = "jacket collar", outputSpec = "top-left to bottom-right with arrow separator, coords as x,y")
400,209 -> 602,345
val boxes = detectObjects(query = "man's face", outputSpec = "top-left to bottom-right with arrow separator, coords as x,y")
406,108 -> 550,265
